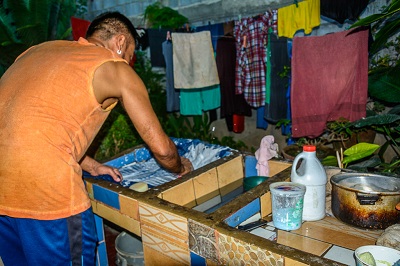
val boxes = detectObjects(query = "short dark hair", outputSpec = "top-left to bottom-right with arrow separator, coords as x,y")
86,11 -> 139,47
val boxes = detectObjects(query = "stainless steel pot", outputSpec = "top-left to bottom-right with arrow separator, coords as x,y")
331,173 -> 400,229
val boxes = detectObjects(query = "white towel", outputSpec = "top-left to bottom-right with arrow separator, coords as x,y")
172,31 -> 220,89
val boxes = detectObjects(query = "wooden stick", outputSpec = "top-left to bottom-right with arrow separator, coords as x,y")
340,148 -> 343,168
336,150 -> 341,168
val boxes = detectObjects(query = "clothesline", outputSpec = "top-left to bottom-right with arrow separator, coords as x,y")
189,0 -> 304,27
154,0 -> 370,138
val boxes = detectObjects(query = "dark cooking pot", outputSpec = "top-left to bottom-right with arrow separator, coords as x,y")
331,173 -> 400,229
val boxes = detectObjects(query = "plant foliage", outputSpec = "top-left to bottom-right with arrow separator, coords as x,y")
144,2 -> 188,29
0,0 -> 80,76
345,0 -> 400,175
351,0 -> 400,54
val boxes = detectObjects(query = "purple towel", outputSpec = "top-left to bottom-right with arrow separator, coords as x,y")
291,28 -> 369,138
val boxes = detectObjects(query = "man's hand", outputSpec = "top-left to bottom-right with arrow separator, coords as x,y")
178,157 -> 194,177
92,164 -> 123,183
80,155 -> 122,182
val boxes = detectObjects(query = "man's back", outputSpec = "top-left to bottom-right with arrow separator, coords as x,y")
0,38 -> 125,220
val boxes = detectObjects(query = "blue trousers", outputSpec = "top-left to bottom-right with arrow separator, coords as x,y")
0,207 -> 97,266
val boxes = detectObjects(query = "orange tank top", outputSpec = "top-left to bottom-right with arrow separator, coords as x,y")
0,38 -> 126,219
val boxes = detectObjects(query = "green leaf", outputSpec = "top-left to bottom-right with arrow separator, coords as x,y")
387,0 -> 400,12
350,0 -> 400,29
351,114 -> 400,128
368,66 -> 400,103
371,18 -> 400,53
388,104 -> 400,115
349,156 -> 381,168
343,143 -> 380,164
350,13 -> 387,28
322,155 -> 339,166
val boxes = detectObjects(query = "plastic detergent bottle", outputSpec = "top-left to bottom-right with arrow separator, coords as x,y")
290,145 -> 327,221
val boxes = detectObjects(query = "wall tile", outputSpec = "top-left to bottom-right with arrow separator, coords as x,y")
224,198 -> 260,227
193,168 -> 219,205
93,184 -> 120,210
143,244 -> 188,266
139,202 -> 190,264
190,251 -> 207,266
218,232 -> 284,266
161,179 -> 196,208
188,219 -> 218,262
139,202 -> 188,238
119,194 -> 140,220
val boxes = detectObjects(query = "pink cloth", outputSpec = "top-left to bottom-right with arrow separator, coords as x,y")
291,28 -> 369,138
255,135 -> 278,176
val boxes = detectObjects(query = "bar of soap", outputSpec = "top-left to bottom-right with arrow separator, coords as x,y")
359,252 -> 376,266
129,182 -> 149,192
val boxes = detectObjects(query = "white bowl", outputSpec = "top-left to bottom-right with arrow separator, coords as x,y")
354,245 -> 400,266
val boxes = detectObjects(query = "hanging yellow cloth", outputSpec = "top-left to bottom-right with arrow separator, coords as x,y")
278,0 -> 320,38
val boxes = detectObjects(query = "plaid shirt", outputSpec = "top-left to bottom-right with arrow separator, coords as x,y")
234,11 -> 277,108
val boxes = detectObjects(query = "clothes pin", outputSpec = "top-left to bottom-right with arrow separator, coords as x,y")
242,35 -> 248,50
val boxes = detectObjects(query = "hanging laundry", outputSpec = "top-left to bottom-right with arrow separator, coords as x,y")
264,33 -> 290,123
291,28 -> 369,138
234,11 -> 277,108
135,28 -> 149,51
277,0 -> 320,38
196,23 -> 224,51
148,28 -> 169,67
172,31 -> 220,89
162,39 -> 180,112
179,85 -> 220,116
320,0 -> 370,24
223,21 -> 235,36
216,36 -> 251,132
256,106 -> 268,129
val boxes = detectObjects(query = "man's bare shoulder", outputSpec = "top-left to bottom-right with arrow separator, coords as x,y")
93,60 -> 142,103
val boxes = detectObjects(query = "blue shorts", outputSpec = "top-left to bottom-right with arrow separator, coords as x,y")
0,207 -> 97,266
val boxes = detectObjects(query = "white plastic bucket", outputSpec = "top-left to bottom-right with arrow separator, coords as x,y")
115,232 -> 144,266
270,182 -> 306,231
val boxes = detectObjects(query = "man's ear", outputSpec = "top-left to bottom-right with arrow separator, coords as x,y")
116,34 -> 126,49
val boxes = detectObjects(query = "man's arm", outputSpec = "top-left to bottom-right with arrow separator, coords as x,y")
92,61 -> 191,175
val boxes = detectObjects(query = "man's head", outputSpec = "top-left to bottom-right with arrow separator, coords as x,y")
86,12 -> 139,63
86,12 -> 139,45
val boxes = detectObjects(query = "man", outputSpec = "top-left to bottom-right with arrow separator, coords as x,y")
0,12 -> 192,265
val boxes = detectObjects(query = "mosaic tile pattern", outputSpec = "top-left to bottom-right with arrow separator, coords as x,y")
139,202 -> 190,264
188,219 -> 219,262
139,203 -> 188,236
218,234 -> 284,266
142,226 -> 190,264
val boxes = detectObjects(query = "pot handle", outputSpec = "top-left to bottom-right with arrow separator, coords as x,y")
396,202 -> 400,211
356,193 -> 379,205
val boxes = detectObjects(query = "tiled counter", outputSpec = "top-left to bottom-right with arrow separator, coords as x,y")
85,147 -> 383,266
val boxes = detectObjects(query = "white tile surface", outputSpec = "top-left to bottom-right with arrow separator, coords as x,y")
250,227 -> 277,241
192,195 -> 221,212
324,245 -> 356,266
